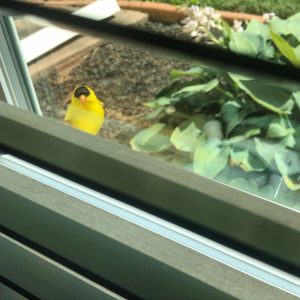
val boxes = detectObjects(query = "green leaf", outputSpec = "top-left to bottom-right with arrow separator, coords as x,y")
146,97 -> 178,108
294,126 -> 300,151
254,138 -> 286,165
144,107 -> 165,120
130,123 -> 171,153
246,19 -> 270,41
293,91 -> 300,111
269,17 -> 287,35
221,100 -> 255,136
284,135 -> 296,148
230,148 -> 265,172
282,176 -> 300,191
262,44 -> 275,59
193,138 -> 230,178
224,128 -> 260,145
274,149 -> 300,176
228,73 -> 253,81
221,101 -> 241,123
202,120 -> 223,140
221,19 -> 232,39
229,31 -> 266,57
295,45 -> 300,60
155,79 -> 184,98
285,13 -> 300,41
229,73 -> 295,114
170,67 -> 205,79
274,151 -> 300,190
172,79 -> 219,96
170,116 -> 204,152
243,115 -> 276,130
170,114 -> 210,152
266,118 -> 295,138
270,30 -> 300,68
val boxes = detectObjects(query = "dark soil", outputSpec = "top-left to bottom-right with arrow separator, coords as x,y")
33,21 -> 193,142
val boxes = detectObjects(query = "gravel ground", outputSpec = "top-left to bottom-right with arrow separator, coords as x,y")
33,21 -> 193,142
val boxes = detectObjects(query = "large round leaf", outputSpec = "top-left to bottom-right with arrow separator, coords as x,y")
130,123 -> 171,153
284,13 -> 300,41
246,20 -> 270,41
229,31 -> 265,57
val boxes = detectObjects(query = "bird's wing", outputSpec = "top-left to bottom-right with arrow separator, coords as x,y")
64,100 -> 71,110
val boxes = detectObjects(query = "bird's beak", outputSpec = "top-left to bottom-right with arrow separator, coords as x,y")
79,95 -> 87,104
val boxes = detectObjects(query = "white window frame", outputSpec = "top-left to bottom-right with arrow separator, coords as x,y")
0,16 -> 41,113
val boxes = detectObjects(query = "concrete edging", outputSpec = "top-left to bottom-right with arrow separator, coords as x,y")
117,1 -> 265,23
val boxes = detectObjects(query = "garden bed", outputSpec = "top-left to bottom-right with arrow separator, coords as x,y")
31,20 -> 193,143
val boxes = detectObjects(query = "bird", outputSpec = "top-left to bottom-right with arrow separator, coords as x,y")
64,85 -> 105,135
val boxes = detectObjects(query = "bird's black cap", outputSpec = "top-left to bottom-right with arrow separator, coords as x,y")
74,85 -> 90,98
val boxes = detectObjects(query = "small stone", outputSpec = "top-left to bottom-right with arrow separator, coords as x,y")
111,9 -> 149,26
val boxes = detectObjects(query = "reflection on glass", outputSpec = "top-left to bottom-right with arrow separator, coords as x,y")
14,17 -> 44,39
14,3 -> 300,211
0,83 -> 5,102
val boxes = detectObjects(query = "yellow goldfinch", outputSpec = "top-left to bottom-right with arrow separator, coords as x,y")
64,85 -> 105,135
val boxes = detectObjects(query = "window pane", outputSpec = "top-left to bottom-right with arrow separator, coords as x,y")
0,83 -> 5,102
13,4 -> 300,212
16,1 -> 300,67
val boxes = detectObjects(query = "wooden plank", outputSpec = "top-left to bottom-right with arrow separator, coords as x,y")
29,35 -> 102,77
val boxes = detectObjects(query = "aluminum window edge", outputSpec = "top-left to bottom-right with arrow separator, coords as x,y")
0,101 -> 299,272
0,16 -> 41,114
0,57 -> 16,105
0,164 -> 299,300
0,232 -> 124,300
0,281 -> 29,300
0,154 -> 299,298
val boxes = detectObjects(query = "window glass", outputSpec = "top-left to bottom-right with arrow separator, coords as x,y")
17,1 -> 300,66
14,17 -> 44,39
13,2 -> 300,211
0,83 -> 5,102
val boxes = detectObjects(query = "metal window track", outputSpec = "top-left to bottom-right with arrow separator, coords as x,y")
0,153 -> 299,298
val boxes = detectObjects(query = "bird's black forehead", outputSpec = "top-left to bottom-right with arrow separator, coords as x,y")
74,86 -> 90,98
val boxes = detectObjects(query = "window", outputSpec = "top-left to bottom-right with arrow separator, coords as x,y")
0,79 -> 6,102
9,2 -> 300,212
0,1 -> 299,298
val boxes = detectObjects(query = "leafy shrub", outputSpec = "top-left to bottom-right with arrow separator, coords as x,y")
130,13 -> 300,194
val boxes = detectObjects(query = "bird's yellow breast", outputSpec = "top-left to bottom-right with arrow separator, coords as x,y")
65,100 -> 105,135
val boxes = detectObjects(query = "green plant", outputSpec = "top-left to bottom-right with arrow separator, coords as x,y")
183,9 -> 300,68
130,13 -> 300,195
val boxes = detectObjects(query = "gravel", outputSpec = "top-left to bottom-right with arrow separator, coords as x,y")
32,21 -> 193,142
